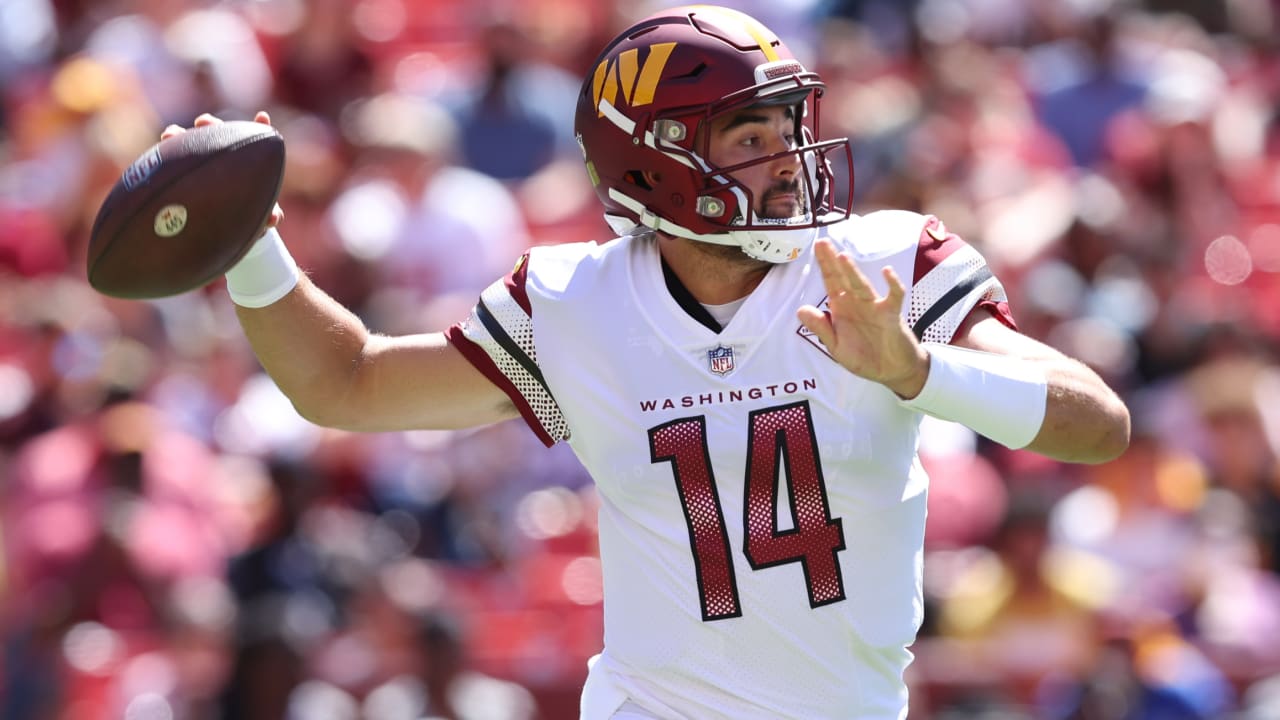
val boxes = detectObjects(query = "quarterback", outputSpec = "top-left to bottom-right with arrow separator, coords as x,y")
170,5 -> 1129,719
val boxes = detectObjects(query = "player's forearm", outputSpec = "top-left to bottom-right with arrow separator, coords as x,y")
901,341 -> 1129,464
234,274 -> 372,427
936,316 -> 1130,464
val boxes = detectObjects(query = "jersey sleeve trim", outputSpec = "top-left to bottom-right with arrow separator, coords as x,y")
910,264 -> 994,340
445,272 -> 570,448
476,297 -> 547,390
446,324 -> 556,447
907,218 -> 1014,344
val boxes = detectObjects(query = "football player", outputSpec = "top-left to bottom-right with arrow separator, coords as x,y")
171,5 -> 1130,718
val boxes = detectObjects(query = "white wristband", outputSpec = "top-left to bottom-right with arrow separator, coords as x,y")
899,343 -> 1048,449
225,227 -> 300,308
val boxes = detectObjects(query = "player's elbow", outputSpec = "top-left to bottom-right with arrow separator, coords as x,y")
290,395 -> 351,430
283,375 -> 368,431
1071,396 -> 1132,464
283,349 -> 384,431
1089,416 -> 1130,463
1028,395 -> 1131,464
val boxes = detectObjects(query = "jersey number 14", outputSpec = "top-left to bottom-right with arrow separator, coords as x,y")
648,400 -> 847,622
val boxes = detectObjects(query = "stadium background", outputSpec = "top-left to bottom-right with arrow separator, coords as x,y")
1,0 -> 1279,717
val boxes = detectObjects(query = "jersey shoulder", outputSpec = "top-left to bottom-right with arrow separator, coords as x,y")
826,210 -> 1014,343
825,209 -> 931,260
445,236 -> 630,449
523,236 -> 628,301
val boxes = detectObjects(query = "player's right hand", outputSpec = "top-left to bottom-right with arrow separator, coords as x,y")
797,239 -> 930,398
161,111 -> 284,237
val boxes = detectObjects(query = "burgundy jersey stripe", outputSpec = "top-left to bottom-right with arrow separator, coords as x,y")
913,216 -> 966,285
974,299 -> 1018,332
505,253 -> 533,317
913,215 -> 1020,339
445,324 -> 555,447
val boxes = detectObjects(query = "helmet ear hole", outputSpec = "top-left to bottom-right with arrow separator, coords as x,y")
635,170 -> 661,189
621,171 -> 653,190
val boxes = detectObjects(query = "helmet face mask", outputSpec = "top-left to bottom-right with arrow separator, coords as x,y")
575,5 -> 854,263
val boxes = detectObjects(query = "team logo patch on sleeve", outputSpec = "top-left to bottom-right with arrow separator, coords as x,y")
707,345 -> 736,376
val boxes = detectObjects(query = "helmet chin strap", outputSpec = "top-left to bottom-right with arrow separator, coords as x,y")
606,190 -> 741,247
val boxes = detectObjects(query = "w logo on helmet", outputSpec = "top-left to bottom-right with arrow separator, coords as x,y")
592,42 -> 677,117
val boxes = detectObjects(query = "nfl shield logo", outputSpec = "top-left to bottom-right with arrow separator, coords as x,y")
707,345 -> 735,376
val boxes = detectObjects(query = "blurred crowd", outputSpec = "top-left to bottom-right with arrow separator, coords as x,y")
1,0 -> 1279,718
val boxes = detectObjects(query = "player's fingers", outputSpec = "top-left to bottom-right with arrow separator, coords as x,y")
812,240 -> 840,284
814,240 -> 857,298
194,113 -> 223,126
833,251 -> 877,301
254,110 -> 272,126
817,248 -> 876,311
160,124 -> 186,140
881,266 -> 905,308
254,205 -> 284,239
796,306 -> 834,348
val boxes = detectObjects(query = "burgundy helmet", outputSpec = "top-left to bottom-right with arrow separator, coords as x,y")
574,5 -> 853,262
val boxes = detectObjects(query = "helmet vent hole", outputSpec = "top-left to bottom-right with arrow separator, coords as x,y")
669,63 -> 708,81
624,171 -> 654,191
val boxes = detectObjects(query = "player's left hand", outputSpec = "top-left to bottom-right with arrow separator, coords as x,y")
162,111 -> 284,238
797,239 -> 929,398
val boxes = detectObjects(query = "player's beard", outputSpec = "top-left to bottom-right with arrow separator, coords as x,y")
672,177 -> 808,270
693,238 -> 768,269
693,179 -> 808,269
757,177 -> 806,219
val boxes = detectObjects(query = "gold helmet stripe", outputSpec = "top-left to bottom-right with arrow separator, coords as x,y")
689,5 -> 780,62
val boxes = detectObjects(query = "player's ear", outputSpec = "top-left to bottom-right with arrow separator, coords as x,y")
642,171 -> 662,187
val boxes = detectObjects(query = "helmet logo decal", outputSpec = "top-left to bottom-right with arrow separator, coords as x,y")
592,42 -> 677,116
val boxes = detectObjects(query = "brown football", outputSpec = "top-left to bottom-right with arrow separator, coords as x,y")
87,120 -> 285,299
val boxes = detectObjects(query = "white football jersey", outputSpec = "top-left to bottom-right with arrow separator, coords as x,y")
447,210 -> 1013,719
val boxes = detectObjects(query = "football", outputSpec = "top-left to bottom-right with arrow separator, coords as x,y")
87,120 -> 285,299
